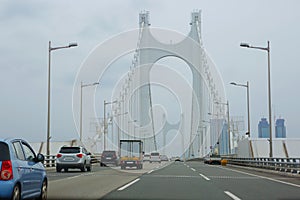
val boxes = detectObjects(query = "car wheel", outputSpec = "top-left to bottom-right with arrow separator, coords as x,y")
12,184 -> 20,200
81,163 -> 86,172
87,163 -> 92,172
38,180 -> 47,200
56,166 -> 62,172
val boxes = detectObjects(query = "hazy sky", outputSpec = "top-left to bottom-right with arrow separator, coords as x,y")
1,0 -> 300,144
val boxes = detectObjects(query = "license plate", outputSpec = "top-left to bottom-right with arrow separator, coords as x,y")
64,157 -> 74,161
126,161 -> 133,164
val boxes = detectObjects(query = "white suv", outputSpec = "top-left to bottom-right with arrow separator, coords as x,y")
150,152 -> 161,163
56,146 -> 92,172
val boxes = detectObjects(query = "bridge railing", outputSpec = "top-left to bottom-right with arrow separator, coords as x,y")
225,157 -> 300,174
44,155 -> 56,167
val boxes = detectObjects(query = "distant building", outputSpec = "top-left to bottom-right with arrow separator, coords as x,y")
275,118 -> 286,138
258,118 -> 270,138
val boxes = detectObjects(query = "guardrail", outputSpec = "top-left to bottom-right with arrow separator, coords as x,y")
44,155 -> 56,167
43,155 -> 101,168
226,157 -> 300,174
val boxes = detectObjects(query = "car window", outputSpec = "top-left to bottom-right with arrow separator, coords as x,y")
0,142 -> 10,161
12,141 -> 25,160
59,147 -> 80,153
103,151 -> 116,157
21,142 -> 36,161
83,148 -> 88,154
151,153 -> 159,156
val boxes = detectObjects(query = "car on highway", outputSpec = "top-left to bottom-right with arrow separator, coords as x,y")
0,138 -> 47,200
203,155 -> 221,165
150,152 -> 161,163
160,155 -> 169,161
143,154 -> 150,162
56,146 -> 92,172
100,150 -> 119,166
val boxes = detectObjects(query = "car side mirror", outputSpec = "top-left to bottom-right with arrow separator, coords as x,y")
36,153 -> 45,163
87,152 -> 91,156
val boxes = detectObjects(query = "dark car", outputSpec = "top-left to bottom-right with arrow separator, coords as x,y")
100,150 -> 119,166
0,138 -> 47,200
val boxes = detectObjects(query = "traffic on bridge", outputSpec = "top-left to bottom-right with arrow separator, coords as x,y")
1,1 -> 300,200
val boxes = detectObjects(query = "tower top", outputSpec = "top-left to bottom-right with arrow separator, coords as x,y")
190,10 -> 201,25
139,10 -> 150,27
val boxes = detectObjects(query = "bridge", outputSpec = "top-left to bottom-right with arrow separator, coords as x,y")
72,10 -> 228,160
36,11 -> 300,200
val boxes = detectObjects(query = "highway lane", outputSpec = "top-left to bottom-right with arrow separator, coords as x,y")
46,162 -> 169,199
102,161 -> 300,200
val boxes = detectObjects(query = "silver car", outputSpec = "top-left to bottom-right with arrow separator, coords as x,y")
150,152 -> 161,163
56,146 -> 92,172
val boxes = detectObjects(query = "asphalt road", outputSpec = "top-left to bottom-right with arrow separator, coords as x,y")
102,161 -> 300,200
46,162 -> 169,199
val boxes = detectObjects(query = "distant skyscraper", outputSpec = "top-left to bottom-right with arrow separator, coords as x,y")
275,118 -> 286,138
258,118 -> 270,138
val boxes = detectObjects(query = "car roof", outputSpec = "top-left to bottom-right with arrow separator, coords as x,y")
0,138 -> 29,143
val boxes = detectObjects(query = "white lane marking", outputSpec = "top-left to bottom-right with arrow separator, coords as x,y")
191,168 -> 196,172
199,173 -> 210,181
117,178 -> 140,191
221,167 -> 300,189
186,165 -> 190,168
148,170 -> 154,174
224,191 -> 241,200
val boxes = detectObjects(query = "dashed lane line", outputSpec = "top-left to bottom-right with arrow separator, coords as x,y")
191,168 -> 196,172
199,173 -> 210,181
224,191 -> 242,200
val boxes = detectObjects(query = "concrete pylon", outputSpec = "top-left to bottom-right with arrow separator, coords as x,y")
136,11 -> 226,157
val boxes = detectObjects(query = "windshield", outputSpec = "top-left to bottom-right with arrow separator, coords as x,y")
59,147 -> 80,154
102,151 -> 116,157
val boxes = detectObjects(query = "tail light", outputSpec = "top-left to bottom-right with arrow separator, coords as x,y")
77,153 -> 83,158
0,160 -> 13,181
56,154 -> 62,158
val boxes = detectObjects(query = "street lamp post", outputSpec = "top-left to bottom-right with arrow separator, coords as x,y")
240,41 -> 272,157
80,82 -> 99,142
128,120 -> 138,139
103,100 -> 118,150
114,111 -> 128,155
230,81 -> 250,137
47,41 -> 77,156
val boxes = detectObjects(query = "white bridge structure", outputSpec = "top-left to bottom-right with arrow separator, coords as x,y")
110,11 -> 228,158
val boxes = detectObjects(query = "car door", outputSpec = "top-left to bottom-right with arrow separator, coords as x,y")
21,141 -> 43,195
11,141 -> 32,197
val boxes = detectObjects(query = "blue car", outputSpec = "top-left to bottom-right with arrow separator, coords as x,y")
0,138 -> 47,200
